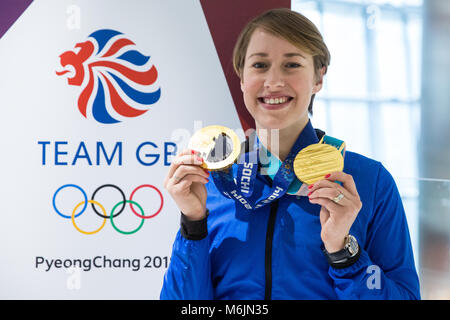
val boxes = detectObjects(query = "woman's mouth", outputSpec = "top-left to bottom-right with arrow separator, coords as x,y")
257,96 -> 294,110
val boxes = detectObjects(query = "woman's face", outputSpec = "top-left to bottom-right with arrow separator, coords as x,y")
241,28 -> 324,131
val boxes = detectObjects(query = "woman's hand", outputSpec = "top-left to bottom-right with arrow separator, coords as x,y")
307,171 -> 362,253
164,149 -> 210,221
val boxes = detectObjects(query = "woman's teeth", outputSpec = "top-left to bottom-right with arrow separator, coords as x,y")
263,97 -> 289,105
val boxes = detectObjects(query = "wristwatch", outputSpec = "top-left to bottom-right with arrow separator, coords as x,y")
322,235 -> 360,269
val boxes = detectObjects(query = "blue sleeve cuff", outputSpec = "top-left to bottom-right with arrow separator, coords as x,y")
328,248 -> 372,278
180,210 -> 209,240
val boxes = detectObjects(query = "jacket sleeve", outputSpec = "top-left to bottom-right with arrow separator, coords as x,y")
160,213 -> 214,300
328,164 -> 421,300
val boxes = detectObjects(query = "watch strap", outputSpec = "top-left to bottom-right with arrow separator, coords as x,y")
327,247 -> 351,262
321,243 -> 361,269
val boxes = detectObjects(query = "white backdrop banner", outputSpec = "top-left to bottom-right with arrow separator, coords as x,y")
0,0 -> 242,299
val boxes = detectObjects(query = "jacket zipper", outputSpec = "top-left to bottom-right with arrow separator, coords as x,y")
264,199 -> 279,300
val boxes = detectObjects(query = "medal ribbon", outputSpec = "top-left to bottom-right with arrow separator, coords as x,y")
211,120 -> 319,210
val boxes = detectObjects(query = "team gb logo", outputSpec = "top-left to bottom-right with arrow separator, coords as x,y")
56,29 -> 161,124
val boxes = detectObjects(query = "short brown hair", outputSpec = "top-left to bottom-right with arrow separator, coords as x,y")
232,8 -> 330,114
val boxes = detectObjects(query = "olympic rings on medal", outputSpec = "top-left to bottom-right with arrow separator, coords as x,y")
52,183 -> 164,235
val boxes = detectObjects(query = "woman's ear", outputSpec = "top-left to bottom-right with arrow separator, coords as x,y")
312,66 -> 326,94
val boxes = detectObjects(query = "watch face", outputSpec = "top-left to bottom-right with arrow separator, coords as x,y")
346,235 -> 359,256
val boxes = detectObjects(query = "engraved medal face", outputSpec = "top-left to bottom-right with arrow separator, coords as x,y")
293,143 -> 344,184
188,125 -> 241,171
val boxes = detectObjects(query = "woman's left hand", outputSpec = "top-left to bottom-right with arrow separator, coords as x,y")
307,171 -> 362,253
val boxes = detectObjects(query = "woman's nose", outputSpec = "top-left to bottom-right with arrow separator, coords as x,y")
264,68 -> 285,88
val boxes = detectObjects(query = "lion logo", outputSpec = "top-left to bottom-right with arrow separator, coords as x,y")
56,29 -> 161,124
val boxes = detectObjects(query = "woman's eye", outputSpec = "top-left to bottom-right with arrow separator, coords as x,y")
251,62 -> 301,69
252,62 -> 267,69
286,63 -> 301,68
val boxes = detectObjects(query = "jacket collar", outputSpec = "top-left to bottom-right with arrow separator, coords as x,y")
258,119 -> 321,167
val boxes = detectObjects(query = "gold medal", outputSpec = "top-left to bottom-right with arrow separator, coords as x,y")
188,125 -> 241,171
293,142 -> 344,185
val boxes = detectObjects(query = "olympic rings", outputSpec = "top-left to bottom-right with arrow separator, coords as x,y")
53,184 -> 87,219
91,184 -> 126,218
72,200 -> 107,235
110,200 -> 145,235
52,183 -> 164,235
129,184 -> 164,219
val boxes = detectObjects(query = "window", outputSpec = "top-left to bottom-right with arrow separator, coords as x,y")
292,0 -> 422,178
292,0 -> 433,297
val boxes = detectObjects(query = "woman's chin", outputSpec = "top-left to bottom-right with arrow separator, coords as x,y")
255,118 -> 290,131
255,113 -> 310,133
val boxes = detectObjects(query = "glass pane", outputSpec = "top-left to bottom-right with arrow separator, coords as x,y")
370,0 -> 405,6
335,0 -> 364,3
397,177 -> 419,271
416,178 -> 450,299
404,0 -> 423,6
326,101 -> 372,157
322,4 -> 367,99
310,99 -> 328,131
292,0 -> 320,23
361,0 -> 422,6
407,14 -> 422,100
375,10 -> 409,100
297,8 -> 322,33
292,0 -> 423,8
380,103 -> 418,178
402,0 -> 423,6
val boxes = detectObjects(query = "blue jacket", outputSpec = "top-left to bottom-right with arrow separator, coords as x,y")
160,124 -> 421,300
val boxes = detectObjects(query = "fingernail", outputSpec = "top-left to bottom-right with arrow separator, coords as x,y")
308,184 -> 314,189
203,169 -> 210,175
308,191 -> 312,197
196,156 -> 204,162
325,174 -> 331,178
191,150 -> 196,155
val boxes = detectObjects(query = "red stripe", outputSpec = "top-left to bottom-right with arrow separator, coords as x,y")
77,66 -> 94,117
101,73 -> 147,118
102,38 -> 135,57
89,61 -> 157,86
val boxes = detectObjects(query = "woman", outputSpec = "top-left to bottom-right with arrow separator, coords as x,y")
160,8 -> 420,299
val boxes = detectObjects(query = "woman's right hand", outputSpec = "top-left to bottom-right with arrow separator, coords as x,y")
164,149 -> 210,221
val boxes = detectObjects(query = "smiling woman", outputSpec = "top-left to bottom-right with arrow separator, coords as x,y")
161,8 -> 421,300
